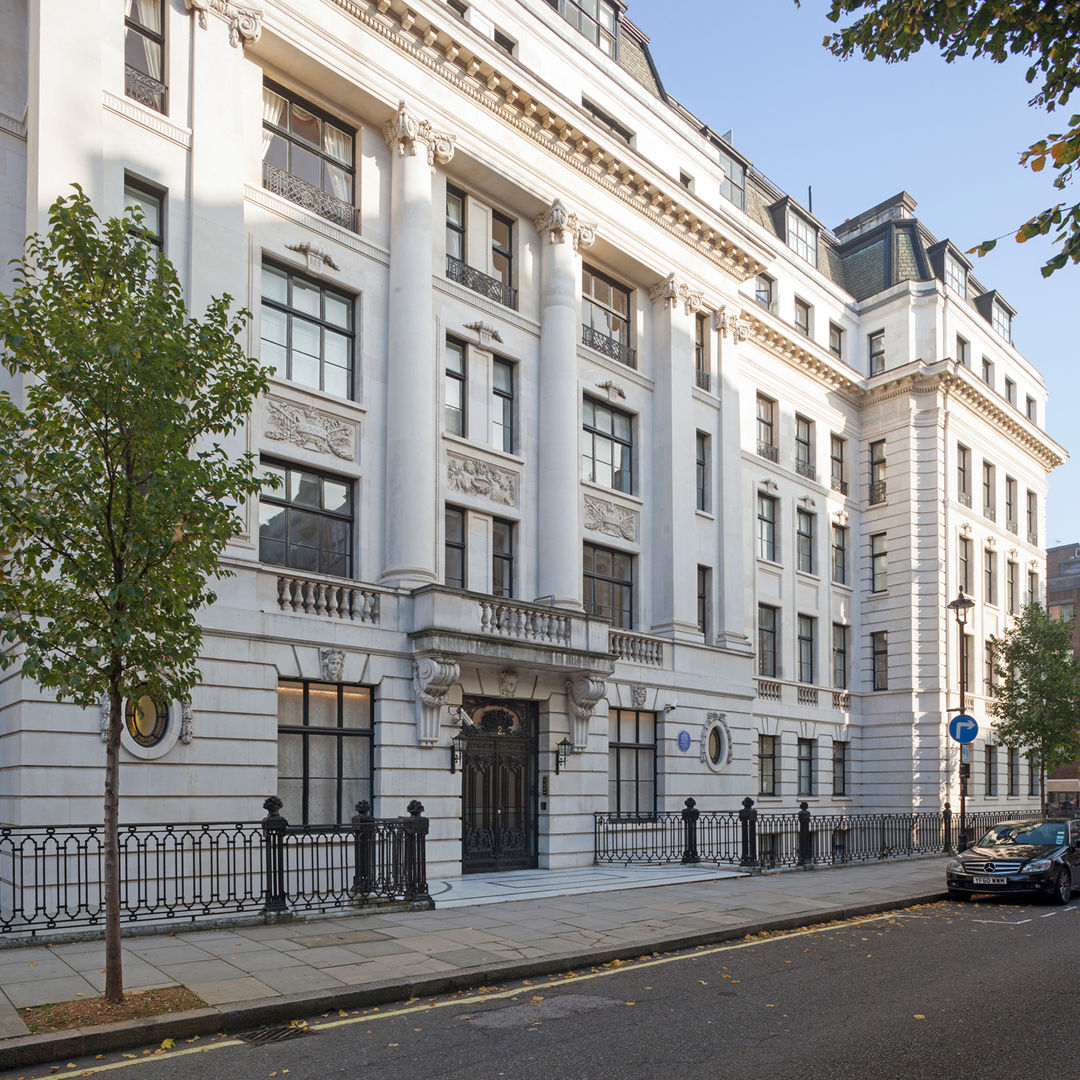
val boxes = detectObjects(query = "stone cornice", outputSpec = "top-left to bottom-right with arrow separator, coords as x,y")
322,0 -> 767,281
103,92 -> 192,148
741,309 -> 861,397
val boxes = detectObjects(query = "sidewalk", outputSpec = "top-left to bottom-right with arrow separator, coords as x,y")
0,857 -> 949,1069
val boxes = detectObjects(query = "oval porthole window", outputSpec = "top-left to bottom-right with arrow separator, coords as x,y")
125,690 -> 169,748
708,726 -> 723,766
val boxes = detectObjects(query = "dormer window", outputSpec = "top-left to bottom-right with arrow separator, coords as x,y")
719,149 -> 745,211
944,253 -> 967,298
546,0 -> 619,57
786,207 -> 818,267
993,302 -> 1012,343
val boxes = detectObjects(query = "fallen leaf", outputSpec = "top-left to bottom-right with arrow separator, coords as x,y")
161,1038 -> 175,1050
338,1010 -> 348,1017
625,1001 -> 635,1006
697,980 -> 708,986
529,996 -> 544,1005
28,963 -> 38,967
388,1043 -> 399,1048
914,1014 -> 926,1020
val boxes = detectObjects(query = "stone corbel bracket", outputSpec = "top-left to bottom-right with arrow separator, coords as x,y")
649,273 -> 703,315
384,101 -> 455,167
715,307 -> 750,342
413,655 -> 460,746
535,199 -> 596,252
185,0 -> 263,47
566,675 -> 606,750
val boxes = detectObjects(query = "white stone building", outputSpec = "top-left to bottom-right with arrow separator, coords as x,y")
0,0 -> 1065,877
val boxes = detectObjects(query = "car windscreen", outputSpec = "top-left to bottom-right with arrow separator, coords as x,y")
976,822 -> 1066,848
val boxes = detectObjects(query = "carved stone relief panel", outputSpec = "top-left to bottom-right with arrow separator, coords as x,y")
264,398 -> 356,460
447,453 -> 518,506
583,495 -> 638,541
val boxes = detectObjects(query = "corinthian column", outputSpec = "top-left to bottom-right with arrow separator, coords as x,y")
535,200 -> 597,610
381,103 -> 455,588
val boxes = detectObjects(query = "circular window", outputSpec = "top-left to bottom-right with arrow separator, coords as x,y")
125,691 -> 169,748
708,726 -> 723,766
700,713 -> 732,773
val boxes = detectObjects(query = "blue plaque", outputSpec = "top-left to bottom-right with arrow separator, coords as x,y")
677,730 -> 691,752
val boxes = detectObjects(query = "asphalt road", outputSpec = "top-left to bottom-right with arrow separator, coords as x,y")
8,897 -> 1080,1080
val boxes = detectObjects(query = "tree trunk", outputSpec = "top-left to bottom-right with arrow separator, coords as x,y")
103,674 -> 124,1004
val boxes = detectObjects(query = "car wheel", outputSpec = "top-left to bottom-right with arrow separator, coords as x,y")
947,888 -> 966,902
1051,869 -> 1071,906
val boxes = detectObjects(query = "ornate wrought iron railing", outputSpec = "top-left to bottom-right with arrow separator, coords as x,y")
595,799 -> 1051,868
695,369 -> 711,392
831,475 -> 848,496
959,491 -> 972,507
757,440 -> 779,462
262,161 -> 358,231
582,325 -> 636,368
124,65 -> 167,113
445,255 -> 517,309
795,458 -> 816,480
869,480 -> 887,505
0,799 -> 431,938
983,505 -> 996,522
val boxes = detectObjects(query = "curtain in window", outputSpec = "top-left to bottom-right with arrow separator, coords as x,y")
322,124 -> 354,202
262,87 -> 287,157
127,0 -> 162,79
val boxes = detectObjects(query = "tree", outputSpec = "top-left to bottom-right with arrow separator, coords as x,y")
802,1 -> 1080,277
0,189 -> 271,1002
988,603 -> 1080,811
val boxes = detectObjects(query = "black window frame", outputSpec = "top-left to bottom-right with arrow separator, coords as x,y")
446,184 -> 467,262
445,505 -> 467,589
832,740 -> 848,797
1007,748 -> 1020,796
124,0 -> 167,114
492,356 -> 515,453
794,296 -> 811,336
797,737 -> 815,796
986,744 -> 998,796
757,493 -> 778,562
491,208 -> 515,295
582,263 -> 633,364
582,396 -> 634,494
445,335 -> 467,437
492,516 -> 515,599
832,523 -> 847,585
609,709 -> 656,817
830,434 -> 847,494
795,415 -> 814,478
832,623 -> 848,689
548,0 -> 620,57
797,615 -> 816,685
697,565 -> 711,639
696,431 -> 709,512
957,444 -> 971,502
583,541 -> 634,629
1006,560 -> 1018,614
796,509 -> 816,575
959,536 -> 972,594
123,176 -> 165,253
870,533 -> 887,593
719,148 -> 746,210
261,259 -> 356,399
758,734 -> 778,796
869,439 -> 886,503
758,604 -> 778,678
829,322 -> 844,359
277,679 -> 374,827
869,330 -> 886,375
871,630 -> 888,691
984,546 -> 997,606
755,274 -> 775,311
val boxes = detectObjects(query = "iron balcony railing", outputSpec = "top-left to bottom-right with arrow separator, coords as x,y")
0,798 -> 431,938
959,491 -> 972,507
262,161 -> 358,232
984,505 -> 996,522
445,255 -> 517,309
124,65 -> 166,113
795,458 -> 816,480
757,440 -> 779,463
869,480 -> 887,505
830,475 -> 848,496
695,369 -> 711,392
582,325 -> 636,368
595,799 -> 1050,869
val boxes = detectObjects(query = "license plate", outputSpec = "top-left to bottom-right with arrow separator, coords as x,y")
973,875 -> 1007,886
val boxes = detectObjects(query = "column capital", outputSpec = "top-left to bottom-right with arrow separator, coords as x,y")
715,306 -> 750,342
184,0 -> 262,47
535,199 -> 597,252
384,101 -> 455,167
648,272 -> 703,315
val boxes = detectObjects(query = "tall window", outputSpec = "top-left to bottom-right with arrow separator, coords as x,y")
1005,376 -> 1017,405
993,304 -> 1012,343
795,415 -> 814,478
719,148 -> 746,210
582,264 -> 633,366
869,439 -> 886,504
796,510 -> 815,574
984,547 -> 998,606
756,394 -> 777,459
871,631 -> 888,690
758,734 -> 778,796
961,633 -> 973,692
981,356 -> 994,386
1007,747 -> 1020,796
492,358 -> 515,452
609,710 -> 656,816
959,536 -> 972,593
445,189 -> 517,308
829,323 -> 844,359
1028,569 -> 1040,605
261,262 -> 354,398
945,255 -> 967,298
870,533 -> 887,593
985,744 -> 998,796
982,461 -> 995,518
1006,560 -> 1018,614
832,524 -> 848,584
123,178 -> 164,254
833,624 -> 849,688
830,434 -> 847,494
262,82 -> 355,230
1026,490 -> 1038,543
757,605 -> 778,677
985,638 -> 997,697
445,336 -> 467,436
797,738 -> 815,796
955,333 -> 969,366
797,615 -> 816,684
125,0 -> 166,113
492,210 -> 514,296
757,493 -> 778,562
547,0 -> 620,56
1005,476 -> 1018,531
794,297 -> 811,336
582,397 -> 633,493
583,543 -> 633,628
277,681 -> 373,826
755,274 -> 775,312
697,566 -> 711,639
1026,395 -> 1037,423
445,506 -> 466,588
445,185 -> 466,261
957,444 -> 971,505
694,312 -> 709,389
259,460 -> 352,578
1029,759 -> 1041,797
786,207 -> 818,266
832,741 -> 848,796
869,331 -> 885,375
492,517 -> 514,598
696,432 -> 710,512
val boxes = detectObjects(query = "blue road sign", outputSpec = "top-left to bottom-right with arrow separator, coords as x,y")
949,714 -> 978,743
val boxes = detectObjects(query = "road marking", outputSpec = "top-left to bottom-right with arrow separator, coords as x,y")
17,1041 -> 244,1078
969,918 -> 1031,925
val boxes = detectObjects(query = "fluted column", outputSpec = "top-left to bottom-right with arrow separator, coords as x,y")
535,200 -> 597,610
382,102 -> 455,588
649,274 -> 704,641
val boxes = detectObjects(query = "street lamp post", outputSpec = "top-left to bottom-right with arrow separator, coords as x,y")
948,590 -> 976,850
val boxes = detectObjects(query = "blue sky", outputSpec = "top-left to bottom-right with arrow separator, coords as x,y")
625,0 -> 1078,546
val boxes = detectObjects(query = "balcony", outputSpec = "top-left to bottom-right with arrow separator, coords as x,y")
276,574 -> 382,622
831,475 -> 848,496
983,505 -> 996,522
695,369 -> 711,392
582,325 -> 636,368
797,686 -> 819,706
757,440 -> 779,463
959,491 -> 972,508
1007,518 -> 1018,534
262,161 -> 358,232
869,480 -> 887,506
756,679 -> 782,702
609,629 -> 665,667
1028,531 -> 1039,545
795,459 -> 816,481
832,691 -> 850,710
125,65 -> 166,113
446,255 -> 517,310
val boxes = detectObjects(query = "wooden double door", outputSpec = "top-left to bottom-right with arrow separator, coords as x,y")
460,697 -> 538,874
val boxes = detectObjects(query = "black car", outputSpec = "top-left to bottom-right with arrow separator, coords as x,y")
946,818 -> 1080,904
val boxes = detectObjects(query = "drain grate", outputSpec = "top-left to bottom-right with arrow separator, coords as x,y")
236,1024 -> 314,1046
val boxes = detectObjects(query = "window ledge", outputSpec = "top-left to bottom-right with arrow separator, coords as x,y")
443,432 -> 525,469
695,509 -> 715,522
265,377 -> 367,418
581,479 -> 644,508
